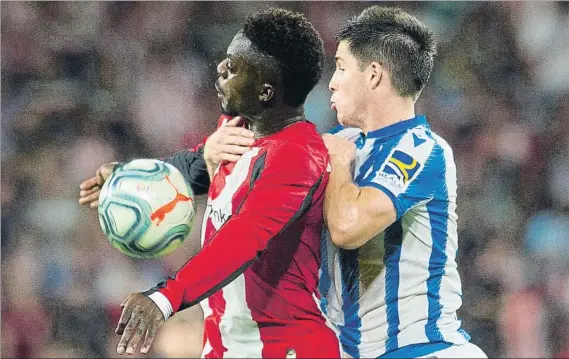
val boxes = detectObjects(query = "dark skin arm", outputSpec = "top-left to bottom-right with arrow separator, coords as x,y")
78,117 -> 254,207
79,120 -> 254,355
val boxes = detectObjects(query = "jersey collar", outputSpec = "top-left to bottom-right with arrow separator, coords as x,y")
363,115 -> 428,140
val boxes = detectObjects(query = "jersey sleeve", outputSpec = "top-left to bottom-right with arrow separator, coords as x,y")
161,115 -> 234,196
149,143 -> 328,314
361,130 -> 444,219
162,146 -> 209,196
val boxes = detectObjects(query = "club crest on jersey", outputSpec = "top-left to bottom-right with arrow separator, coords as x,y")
384,150 -> 421,185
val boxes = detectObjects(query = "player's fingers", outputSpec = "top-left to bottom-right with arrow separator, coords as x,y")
223,126 -> 255,138
117,306 -> 142,354
225,116 -> 243,127
140,322 -> 157,354
79,177 -> 99,190
116,302 -> 135,335
220,144 -> 251,155
226,135 -> 255,147
89,199 -> 100,208
96,169 -> 106,187
121,294 -> 133,308
79,186 -> 100,198
219,154 -> 242,163
79,191 -> 100,206
126,318 -> 147,355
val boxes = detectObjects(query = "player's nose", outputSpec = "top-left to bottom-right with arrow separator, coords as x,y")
328,73 -> 337,92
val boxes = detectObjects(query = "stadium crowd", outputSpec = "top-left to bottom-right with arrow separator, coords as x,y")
2,2 -> 569,358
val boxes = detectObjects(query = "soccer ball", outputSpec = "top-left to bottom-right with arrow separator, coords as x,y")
97,159 -> 196,259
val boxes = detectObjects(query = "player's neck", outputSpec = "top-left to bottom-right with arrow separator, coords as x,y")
246,106 -> 305,139
362,96 -> 416,135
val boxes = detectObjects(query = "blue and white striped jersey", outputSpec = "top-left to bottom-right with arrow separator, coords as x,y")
319,115 -> 470,358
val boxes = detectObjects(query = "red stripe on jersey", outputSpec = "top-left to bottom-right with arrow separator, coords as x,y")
203,290 -> 227,358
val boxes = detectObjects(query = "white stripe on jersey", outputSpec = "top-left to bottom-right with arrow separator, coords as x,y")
200,148 -> 264,358
396,207 -> 432,349
202,147 -> 261,239
219,274 -> 263,357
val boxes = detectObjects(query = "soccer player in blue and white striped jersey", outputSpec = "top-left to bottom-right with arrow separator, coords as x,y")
320,6 -> 488,358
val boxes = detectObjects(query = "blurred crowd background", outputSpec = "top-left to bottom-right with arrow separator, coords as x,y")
2,1 -> 569,358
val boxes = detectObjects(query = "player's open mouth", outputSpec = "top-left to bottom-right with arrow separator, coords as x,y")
330,103 -> 337,111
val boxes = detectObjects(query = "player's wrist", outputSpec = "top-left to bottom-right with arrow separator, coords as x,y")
147,292 -> 174,320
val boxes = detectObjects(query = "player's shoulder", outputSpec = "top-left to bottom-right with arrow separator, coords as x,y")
395,123 -> 454,161
387,124 -> 436,166
263,121 -> 328,173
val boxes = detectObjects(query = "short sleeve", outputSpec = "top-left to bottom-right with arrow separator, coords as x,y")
361,130 -> 444,219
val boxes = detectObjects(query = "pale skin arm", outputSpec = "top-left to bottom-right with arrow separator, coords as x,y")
203,117 -> 254,180
322,134 -> 397,250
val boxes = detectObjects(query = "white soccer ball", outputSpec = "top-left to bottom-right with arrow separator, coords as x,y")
97,159 -> 196,259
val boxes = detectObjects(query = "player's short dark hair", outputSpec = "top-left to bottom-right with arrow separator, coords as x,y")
242,8 -> 324,107
336,6 -> 437,99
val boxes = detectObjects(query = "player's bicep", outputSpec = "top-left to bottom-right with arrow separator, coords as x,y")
359,186 -> 397,225
331,186 -> 396,250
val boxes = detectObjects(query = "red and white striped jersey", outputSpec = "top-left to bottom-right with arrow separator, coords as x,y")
151,117 -> 340,358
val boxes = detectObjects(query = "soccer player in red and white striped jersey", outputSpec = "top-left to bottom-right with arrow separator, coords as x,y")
80,8 -> 340,358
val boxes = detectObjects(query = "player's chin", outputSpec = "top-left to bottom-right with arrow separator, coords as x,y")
220,102 -> 238,117
336,113 -> 349,127
221,108 -> 238,117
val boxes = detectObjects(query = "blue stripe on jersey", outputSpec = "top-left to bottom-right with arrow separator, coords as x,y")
338,248 -> 362,357
425,144 -> 448,342
318,230 -> 331,315
458,326 -> 472,341
365,115 -> 427,140
384,220 -> 404,352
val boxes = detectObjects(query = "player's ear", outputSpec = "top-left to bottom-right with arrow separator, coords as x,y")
259,83 -> 275,103
369,62 -> 383,90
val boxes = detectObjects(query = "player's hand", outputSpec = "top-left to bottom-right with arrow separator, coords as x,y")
78,162 -> 119,208
204,116 -> 255,166
322,134 -> 356,166
116,293 -> 165,355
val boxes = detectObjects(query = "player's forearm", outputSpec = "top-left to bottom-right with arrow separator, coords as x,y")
153,214 -> 270,315
325,159 -> 390,249
325,158 -> 366,249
